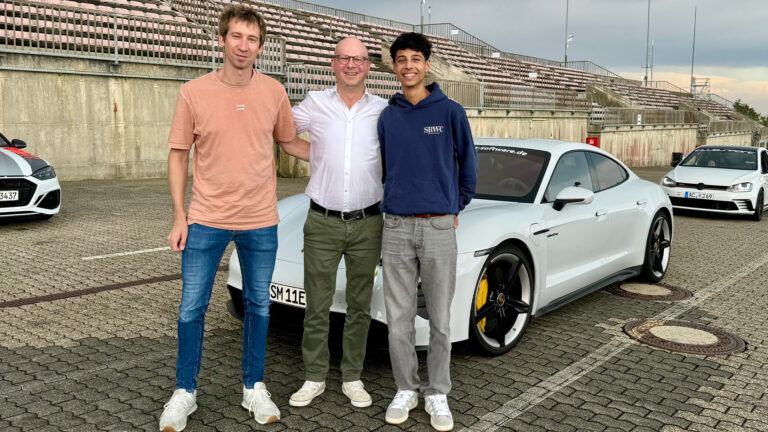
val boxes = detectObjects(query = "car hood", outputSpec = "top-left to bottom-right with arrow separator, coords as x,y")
669,166 -> 755,186
0,146 -> 50,176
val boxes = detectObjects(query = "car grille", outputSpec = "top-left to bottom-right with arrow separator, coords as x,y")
0,178 -> 37,208
675,183 -> 728,191
670,197 -> 738,211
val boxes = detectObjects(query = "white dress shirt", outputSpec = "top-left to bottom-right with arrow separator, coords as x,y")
293,87 -> 389,211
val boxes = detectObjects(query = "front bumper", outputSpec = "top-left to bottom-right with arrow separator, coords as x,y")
663,186 -> 756,215
0,176 -> 61,217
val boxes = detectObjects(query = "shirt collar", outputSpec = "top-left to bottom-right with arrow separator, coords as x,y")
332,86 -> 370,108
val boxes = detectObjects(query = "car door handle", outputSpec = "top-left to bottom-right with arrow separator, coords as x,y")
595,209 -> 607,217
637,199 -> 648,206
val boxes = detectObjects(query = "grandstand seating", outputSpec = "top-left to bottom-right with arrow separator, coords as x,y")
0,0 -> 739,120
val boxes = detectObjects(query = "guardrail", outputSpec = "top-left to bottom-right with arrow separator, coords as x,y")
0,0 -> 285,74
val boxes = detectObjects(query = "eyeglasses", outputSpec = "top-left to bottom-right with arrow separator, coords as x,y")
333,55 -> 369,66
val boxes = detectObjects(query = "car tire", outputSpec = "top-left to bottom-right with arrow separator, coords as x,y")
469,243 -> 533,356
640,211 -> 672,283
752,190 -> 764,222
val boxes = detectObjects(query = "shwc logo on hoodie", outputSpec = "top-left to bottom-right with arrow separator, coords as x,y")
423,125 -> 445,135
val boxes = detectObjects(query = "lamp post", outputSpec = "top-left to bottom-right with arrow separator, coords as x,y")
420,0 -> 425,33
563,0 -> 569,64
643,0 -> 651,86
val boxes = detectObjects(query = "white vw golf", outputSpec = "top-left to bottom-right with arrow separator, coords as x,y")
661,145 -> 768,221
226,139 -> 674,355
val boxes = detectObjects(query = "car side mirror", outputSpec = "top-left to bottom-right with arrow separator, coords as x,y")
671,160 -> 680,167
553,186 -> 594,211
11,139 -> 26,149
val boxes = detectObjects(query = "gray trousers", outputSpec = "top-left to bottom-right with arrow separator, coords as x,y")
381,214 -> 457,395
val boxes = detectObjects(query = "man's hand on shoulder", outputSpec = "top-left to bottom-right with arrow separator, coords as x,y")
168,219 -> 188,252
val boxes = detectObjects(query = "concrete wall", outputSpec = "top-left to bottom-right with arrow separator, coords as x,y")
0,53 -> 206,180
466,109 -> 588,141
595,124 -> 698,167
701,131 -> 753,148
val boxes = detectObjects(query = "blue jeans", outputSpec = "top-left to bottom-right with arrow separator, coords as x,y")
176,223 -> 277,391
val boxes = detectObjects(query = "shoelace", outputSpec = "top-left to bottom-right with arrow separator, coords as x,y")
428,396 -> 450,416
164,393 -> 193,412
247,388 -> 273,414
391,391 -> 415,409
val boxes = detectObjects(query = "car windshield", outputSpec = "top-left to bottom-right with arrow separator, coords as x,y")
474,146 -> 550,203
681,148 -> 757,170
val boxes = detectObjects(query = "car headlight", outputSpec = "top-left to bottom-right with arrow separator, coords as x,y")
726,182 -> 752,193
661,176 -> 677,187
32,166 -> 56,180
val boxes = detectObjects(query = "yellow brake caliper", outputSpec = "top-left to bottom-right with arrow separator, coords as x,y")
477,274 -> 488,332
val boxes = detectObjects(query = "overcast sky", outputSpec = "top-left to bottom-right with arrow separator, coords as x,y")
309,0 -> 768,113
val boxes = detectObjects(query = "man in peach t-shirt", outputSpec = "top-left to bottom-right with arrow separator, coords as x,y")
159,5 -> 308,432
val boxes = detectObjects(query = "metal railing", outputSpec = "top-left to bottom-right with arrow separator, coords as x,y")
591,108 -> 707,126
645,81 -> 690,94
563,61 -> 623,79
707,93 -> 735,109
430,78 -> 590,111
708,120 -> 758,133
284,64 -> 400,100
0,0 -> 285,73
258,0 -> 413,31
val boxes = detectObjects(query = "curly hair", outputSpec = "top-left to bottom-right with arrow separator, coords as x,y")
389,32 -> 432,61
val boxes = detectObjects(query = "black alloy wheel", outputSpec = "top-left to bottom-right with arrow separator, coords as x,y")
469,244 -> 533,355
640,211 -> 672,283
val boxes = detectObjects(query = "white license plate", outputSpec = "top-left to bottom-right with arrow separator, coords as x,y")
269,283 -> 306,308
685,191 -> 713,199
0,190 -> 18,201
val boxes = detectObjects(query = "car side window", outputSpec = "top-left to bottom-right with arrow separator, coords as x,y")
586,152 -> 628,192
762,151 -> 768,173
543,151 -> 593,202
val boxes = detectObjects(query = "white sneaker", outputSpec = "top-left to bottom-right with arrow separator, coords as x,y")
385,390 -> 418,424
242,383 -> 280,424
159,389 -> 197,432
289,380 -> 325,407
425,394 -> 454,431
342,380 -> 372,408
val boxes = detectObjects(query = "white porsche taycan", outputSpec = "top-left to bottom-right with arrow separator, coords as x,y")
661,145 -> 768,221
226,138 -> 673,355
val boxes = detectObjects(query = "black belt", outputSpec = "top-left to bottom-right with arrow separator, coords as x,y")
310,200 -> 381,221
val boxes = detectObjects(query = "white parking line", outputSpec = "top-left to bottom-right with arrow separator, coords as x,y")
462,251 -> 768,431
80,246 -> 171,261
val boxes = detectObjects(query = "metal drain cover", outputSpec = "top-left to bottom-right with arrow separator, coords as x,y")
624,320 -> 746,355
606,282 -> 692,301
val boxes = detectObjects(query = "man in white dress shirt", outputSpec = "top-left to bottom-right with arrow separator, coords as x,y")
288,37 -> 388,409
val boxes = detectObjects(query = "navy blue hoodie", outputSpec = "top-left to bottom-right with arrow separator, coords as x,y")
377,82 -> 478,216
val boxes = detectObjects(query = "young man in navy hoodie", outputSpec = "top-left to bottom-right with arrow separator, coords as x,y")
377,32 -> 477,432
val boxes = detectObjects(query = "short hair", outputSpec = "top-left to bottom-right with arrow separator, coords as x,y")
389,32 -> 432,61
219,4 -> 267,47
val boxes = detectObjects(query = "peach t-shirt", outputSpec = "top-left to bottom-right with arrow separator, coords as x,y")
168,70 -> 296,230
